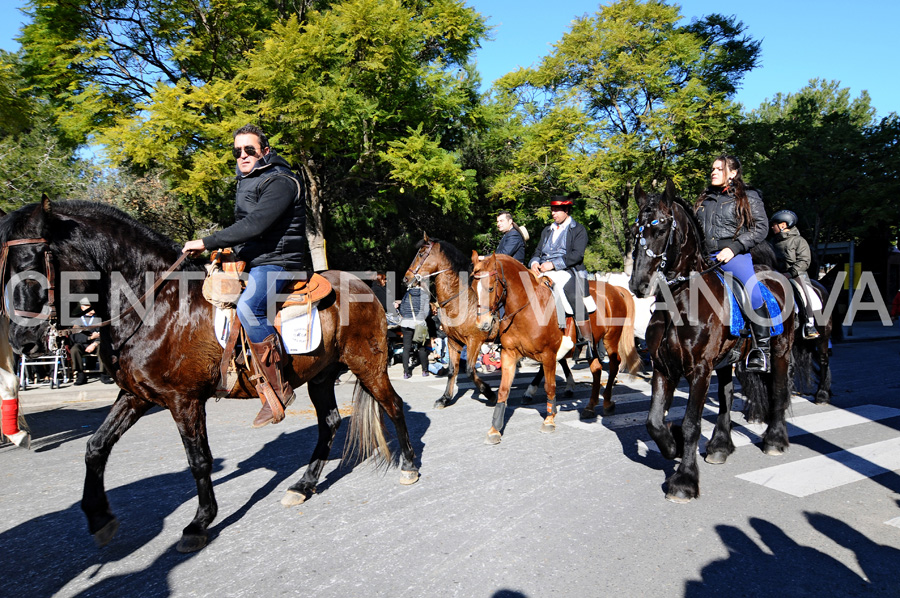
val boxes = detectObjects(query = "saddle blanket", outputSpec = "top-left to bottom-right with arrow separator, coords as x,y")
214,307 -> 322,354
540,270 -> 597,327
716,272 -> 784,338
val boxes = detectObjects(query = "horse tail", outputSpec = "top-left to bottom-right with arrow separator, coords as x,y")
343,380 -> 391,467
616,288 -> 642,374
735,361 -> 769,424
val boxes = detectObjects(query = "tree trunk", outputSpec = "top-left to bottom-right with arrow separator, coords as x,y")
298,158 -> 328,271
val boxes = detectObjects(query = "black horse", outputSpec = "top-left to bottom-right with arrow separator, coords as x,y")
629,181 -> 796,503
790,279 -> 834,404
0,198 -> 418,552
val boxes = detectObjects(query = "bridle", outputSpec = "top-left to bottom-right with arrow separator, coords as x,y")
0,236 -> 190,332
635,208 -> 721,288
405,241 -> 451,288
0,238 -> 58,321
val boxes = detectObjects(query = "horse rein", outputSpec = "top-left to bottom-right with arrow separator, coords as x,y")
0,236 -> 191,332
636,213 -> 722,287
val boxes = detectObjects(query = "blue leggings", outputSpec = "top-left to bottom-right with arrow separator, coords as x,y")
237,265 -> 289,343
716,252 -> 763,309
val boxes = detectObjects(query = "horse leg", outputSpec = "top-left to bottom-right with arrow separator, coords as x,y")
540,354 -> 558,434
435,341 -> 461,409
466,341 -> 496,406
524,367 -> 543,404
485,352 -> 517,444
81,391 -> 153,548
283,373 -> 342,506
351,367 -> 419,484
600,339 -> 619,416
559,358 -> 575,397
814,335 -> 832,404
705,366 -> 736,464
172,396 -> 218,553
646,369 -> 679,460
762,351 -> 791,456
666,369 -> 712,503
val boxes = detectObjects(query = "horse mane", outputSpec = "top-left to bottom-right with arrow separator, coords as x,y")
0,200 -> 199,272
416,237 -> 472,275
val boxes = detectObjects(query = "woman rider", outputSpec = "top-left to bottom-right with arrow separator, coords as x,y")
695,155 -> 771,372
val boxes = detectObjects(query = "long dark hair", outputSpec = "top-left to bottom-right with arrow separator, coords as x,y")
695,154 -> 754,237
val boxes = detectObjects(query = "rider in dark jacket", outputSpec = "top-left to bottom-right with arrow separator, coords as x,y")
183,124 -> 306,428
695,155 -> 771,372
494,211 -> 526,263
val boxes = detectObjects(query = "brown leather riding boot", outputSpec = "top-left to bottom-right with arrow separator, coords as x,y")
248,334 -> 296,428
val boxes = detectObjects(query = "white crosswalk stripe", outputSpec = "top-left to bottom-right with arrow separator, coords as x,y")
422,366 -> 900,498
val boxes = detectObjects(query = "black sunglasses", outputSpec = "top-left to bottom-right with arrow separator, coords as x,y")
232,145 -> 261,159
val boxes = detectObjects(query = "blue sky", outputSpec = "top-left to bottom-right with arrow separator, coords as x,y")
2,0 -> 898,118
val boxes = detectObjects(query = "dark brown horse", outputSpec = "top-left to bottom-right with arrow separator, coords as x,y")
402,236 -> 497,408
0,199 -> 418,552
524,279 -> 642,418
629,181 -> 795,503
471,252 -> 572,444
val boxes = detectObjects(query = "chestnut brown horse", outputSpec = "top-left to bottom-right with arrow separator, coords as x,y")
471,252 -> 572,444
629,181 -> 795,503
524,280 -> 642,418
402,236 -> 498,408
0,199 -> 418,552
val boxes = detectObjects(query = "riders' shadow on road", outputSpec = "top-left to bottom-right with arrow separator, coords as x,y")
684,514 -> 899,596
1,405 -> 430,597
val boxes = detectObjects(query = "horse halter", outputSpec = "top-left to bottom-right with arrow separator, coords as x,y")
0,238 -> 58,322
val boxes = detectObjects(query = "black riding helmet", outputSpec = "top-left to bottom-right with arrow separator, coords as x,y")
770,209 -> 798,228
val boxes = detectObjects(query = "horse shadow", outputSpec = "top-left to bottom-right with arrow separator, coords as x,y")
0,404 -> 431,597
684,515 -> 899,595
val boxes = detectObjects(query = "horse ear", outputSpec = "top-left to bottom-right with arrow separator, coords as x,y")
656,179 -> 676,211
471,250 -> 479,266
41,193 -> 52,214
634,183 -> 649,209
423,232 -> 430,243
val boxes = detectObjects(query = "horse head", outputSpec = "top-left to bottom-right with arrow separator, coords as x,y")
402,233 -> 435,287
0,196 -> 58,354
471,250 -> 502,332
630,180 -> 701,298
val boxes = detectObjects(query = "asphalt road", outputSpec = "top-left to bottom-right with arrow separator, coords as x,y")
2,338 -> 899,597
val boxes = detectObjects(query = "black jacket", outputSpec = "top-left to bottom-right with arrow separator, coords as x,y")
695,187 -> 768,255
203,153 -> 307,269
529,219 -> 588,273
495,229 -> 525,262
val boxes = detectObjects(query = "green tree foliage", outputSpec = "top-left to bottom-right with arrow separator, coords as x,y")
488,0 -> 759,270
734,79 -> 900,250
0,51 -> 93,209
20,0 -> 488,271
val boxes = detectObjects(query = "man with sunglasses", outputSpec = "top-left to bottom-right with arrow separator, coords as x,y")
183,124 -> 306,428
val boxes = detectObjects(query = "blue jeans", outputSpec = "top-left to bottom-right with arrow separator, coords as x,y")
237,265 -> 289,343
715,252 -> 763,309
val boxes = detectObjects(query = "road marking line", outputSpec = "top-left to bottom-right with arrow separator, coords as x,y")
884,517 -> 900,529
737,437 -> 900,497
623,404 -> 900,453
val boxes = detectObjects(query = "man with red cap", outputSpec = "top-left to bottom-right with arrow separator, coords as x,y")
529,195 -> 598,359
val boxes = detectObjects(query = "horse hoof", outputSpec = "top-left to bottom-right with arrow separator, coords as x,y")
580,408 -> 596,420
540,423 -> 556,434
521,394 -> 533,405
281,490 -> 308,507
815,395 -> 831,405
176,534 -> 208,553
602,403 -> 616,416
764,445 -> 786,456
8,430 -> 30,449
665,491 -> 694,504
92,518 -> 119,547
485,399 -> 497,407
399,470 -> 419,485
433,398 -> 449,409
484,432 -> 502,445
564,389 -> 574,398
705,451 -> 728,465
